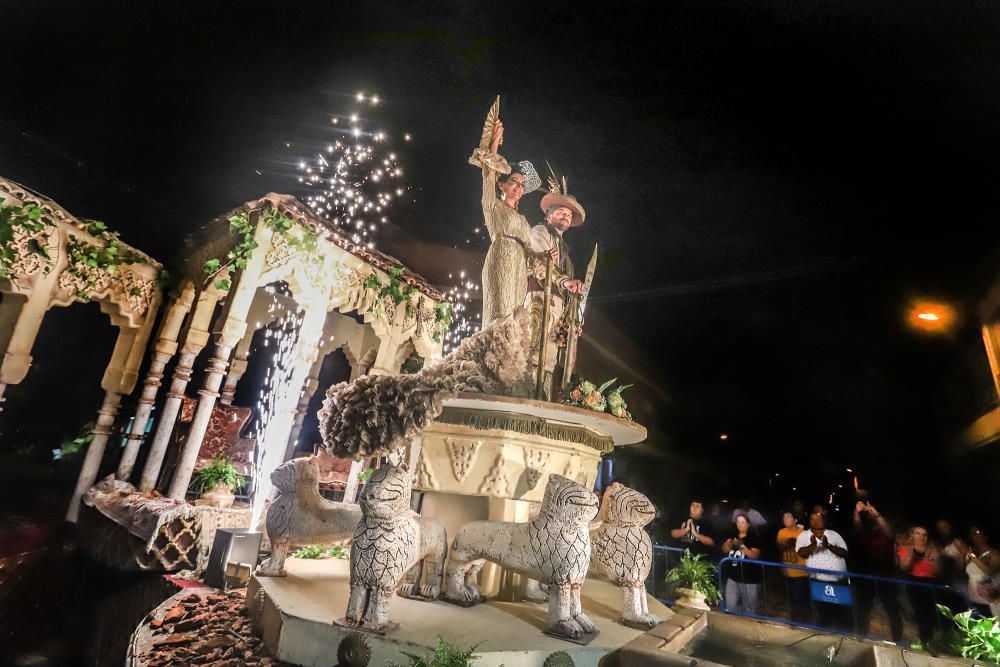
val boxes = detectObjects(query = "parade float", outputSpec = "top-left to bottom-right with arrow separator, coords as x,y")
236,99 -> 669,667
60,96 -> 676,666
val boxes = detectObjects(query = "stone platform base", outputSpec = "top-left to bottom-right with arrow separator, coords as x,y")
247,558 -> 674,667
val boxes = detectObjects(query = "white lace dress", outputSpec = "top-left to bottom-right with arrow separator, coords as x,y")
470,147 -> 531,326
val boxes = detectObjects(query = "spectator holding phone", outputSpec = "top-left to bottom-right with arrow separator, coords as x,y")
954,524 -> 1000,618
722,513 -> 763,613
852,500 -> 902,641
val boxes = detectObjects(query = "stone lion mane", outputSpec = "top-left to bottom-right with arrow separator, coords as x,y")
590,482 -> 661,628
445,474 -> 599,638
318,308 -> 533,459
346,464 -> 447,630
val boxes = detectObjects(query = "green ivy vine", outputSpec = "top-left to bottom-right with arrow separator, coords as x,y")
203,207 -> 320,291
0,201 -> 56,279
0,202 -> 146,299
433,301 -> 453,342
364,266 -> 454,342
65,220 -> 145,300
365,266 -> 413,311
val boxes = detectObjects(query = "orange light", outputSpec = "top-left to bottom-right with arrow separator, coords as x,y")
719,433 -> 728,441
907,300 -> 956,333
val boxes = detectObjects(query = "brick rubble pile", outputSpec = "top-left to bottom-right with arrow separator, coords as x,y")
140,589 -> 290,666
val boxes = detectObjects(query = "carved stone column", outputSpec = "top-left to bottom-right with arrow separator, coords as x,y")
66,391 -> 122,521
368,327 -> 406,376
219,356 -> 246,405
167,328 -> 242,499
138,331 -> 209,491
116,285 -> 195,481
277,307 -> 326,463
116,346 -> 171,481
220,335 -> 253,405
342,458 -> 366,503
284,357 -> 324,456
488,497 -> 533,600
349,346 -> 377,381
0,275 -> 58,410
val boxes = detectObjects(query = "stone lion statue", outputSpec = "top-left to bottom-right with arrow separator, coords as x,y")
445,474 -> 599,639
346,464 -> 447,631
590,482 -> 661,628
256,456 -> 362,577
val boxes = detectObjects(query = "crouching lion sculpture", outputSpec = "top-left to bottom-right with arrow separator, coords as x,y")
346,464 -> 447,632
590,482 -> 661,628
257,456 -> 361,577
444,474 -> 599,639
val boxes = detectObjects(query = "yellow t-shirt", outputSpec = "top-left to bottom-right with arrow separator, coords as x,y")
777,526 -> 808,577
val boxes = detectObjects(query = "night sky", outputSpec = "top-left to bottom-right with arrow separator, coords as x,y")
2,1 -> 1000,524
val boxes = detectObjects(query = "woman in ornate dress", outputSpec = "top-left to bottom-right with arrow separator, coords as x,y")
469,117 -> 542,326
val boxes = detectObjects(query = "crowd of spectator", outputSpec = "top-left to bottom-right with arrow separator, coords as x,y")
668,494 -> 1000,641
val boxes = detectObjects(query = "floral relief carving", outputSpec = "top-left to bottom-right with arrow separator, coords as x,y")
446,438 -> 481,483
478,452 -> 511,497
328,265 -> 378,316
115,270 -> 157,316
302,254 -> 326,286
9,225 -> 56,279
58,261 -> 112,297
381,294 -> 397,322
413,296 -> 438,340
414,448 -> 439,490
523,448 -> 552,490
265,232 -> 298,269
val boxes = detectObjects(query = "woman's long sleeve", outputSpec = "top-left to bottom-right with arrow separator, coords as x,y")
469,147 -> 511,239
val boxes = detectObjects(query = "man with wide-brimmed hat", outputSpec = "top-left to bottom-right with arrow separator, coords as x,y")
524,168 -> 586,399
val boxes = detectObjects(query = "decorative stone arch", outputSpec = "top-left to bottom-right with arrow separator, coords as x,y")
353,345 -> 378,381
0,178 -> 165,521
120,193 -> 448,504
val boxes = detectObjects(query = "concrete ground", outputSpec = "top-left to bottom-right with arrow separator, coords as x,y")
249,557 -> 675,667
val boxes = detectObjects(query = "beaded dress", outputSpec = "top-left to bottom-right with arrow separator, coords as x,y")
470,147 -> 532,326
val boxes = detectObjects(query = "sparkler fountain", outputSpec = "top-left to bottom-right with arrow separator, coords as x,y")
248,295 -> 306,530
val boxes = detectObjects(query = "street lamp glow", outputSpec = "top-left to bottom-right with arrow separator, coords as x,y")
907,300 -> 956,333
719,433 -> 728,441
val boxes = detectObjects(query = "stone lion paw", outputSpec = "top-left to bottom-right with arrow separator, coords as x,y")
525,581 -> 549,602
419,584 -> 440,599
623,612 -> 661,628
256,559 -> 286,577
462,584 -> 481,601
549,618 -> 585,638
574,613 -> 596,634
398,583 -> 417,597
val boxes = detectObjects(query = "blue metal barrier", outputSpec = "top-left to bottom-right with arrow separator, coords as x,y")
646,544 -> 687,605
714,555 -> 971,645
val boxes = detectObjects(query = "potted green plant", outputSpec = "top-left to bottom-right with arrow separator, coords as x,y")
665,549 -> 721,611
191,456 -> 245,509
926,604 -> 1000,663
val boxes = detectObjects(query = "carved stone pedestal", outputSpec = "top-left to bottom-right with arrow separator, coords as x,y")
407,393 -> 646,599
